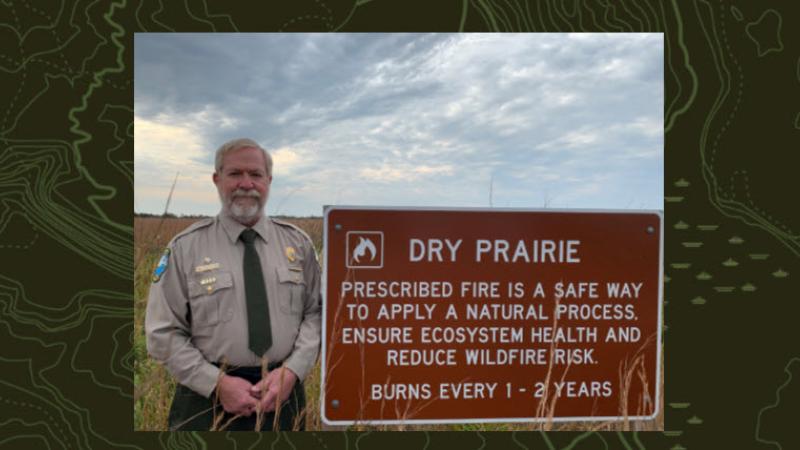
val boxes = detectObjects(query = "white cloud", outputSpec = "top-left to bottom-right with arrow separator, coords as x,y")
190,105 -> 241,129
536,128 -> 601,151
542,91 -> 578,107
134,114 -> 219,214
270,147 -> 305,176
619,117 -> 663,137
358,164 -> 406,182
359,162 -> 454,183
134,115 -> 208,170
413,164 -> 454,176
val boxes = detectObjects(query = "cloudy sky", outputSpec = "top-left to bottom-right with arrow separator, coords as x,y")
134,33 -> 663,217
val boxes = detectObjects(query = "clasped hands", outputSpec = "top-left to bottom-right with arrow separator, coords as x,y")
216,367 -> 297,416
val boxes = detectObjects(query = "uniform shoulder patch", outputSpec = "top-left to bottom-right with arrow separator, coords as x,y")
152,248 -> 170,283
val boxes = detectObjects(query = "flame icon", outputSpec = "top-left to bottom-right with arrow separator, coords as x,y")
353,237 -> 377,262
345,231 -> 383,268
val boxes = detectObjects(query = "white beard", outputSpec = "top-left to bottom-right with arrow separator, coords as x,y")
230,201 -> 261,222
221,189 -> 264,224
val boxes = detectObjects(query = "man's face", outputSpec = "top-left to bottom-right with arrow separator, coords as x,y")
213,147 -> 272,226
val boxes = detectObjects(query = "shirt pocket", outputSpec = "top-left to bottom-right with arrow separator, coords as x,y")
275,266 -> 305,314
187,271 -> 234,328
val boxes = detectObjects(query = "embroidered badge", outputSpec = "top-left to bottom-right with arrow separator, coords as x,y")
285,246 -> 297,263
152,248 -> 170,283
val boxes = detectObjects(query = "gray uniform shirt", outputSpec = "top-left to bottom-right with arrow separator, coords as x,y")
145,214 -> 321,398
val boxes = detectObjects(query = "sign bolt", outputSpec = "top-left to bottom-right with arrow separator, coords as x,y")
335,224 -> 342,231
331,399 -> 340,409
646,226 -> 654,234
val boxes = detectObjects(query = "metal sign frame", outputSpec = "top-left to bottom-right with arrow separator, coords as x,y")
321,205 -> 664,426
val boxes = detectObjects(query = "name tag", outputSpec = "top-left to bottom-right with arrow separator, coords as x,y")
195,262 -> 220,273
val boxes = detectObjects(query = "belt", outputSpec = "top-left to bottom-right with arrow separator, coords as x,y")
213,361 -> 283,384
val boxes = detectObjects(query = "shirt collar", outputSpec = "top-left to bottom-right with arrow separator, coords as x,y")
219,213 -> 270,245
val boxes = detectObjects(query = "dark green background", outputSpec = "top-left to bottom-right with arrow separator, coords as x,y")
1,0 -> 798,448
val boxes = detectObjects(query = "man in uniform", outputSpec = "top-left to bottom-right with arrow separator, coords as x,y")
145,138 -> 321,431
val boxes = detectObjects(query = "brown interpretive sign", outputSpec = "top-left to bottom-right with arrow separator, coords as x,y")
321,207 -> 663,425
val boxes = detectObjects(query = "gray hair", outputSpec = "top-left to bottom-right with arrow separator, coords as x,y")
214,138 -> 273,177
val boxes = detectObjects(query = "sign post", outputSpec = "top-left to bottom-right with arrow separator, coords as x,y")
322,207 -> 663,425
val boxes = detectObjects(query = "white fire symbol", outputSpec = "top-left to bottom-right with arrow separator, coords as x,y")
353,237 -> 377,262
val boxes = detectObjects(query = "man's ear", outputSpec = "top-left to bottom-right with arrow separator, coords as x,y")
213,172 -> 219,185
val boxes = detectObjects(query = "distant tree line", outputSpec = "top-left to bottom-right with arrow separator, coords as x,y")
134,212 -> 321,220
134,212 -> 207,219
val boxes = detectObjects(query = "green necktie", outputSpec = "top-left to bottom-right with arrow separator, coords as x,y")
240,228 -> 272,356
